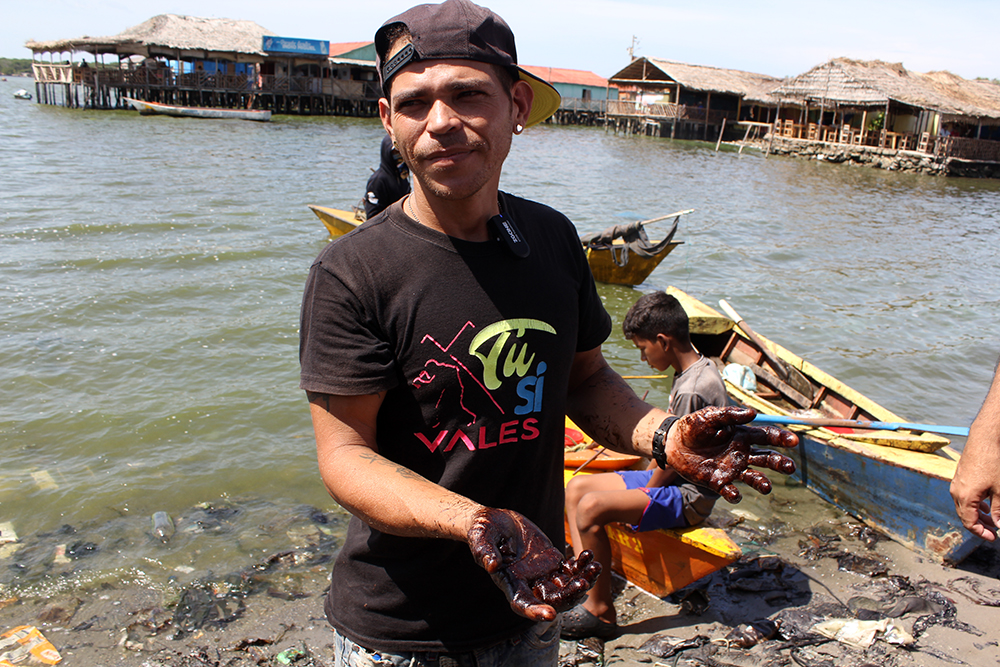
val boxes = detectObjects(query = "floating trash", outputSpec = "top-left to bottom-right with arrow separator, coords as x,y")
724,618 -> 779,648
639,633 -> 710,658
172,582 -> 246,637
811,617 -> 914,649
0,625 -> 62,665
30,471 -> 58,492
0,523 -> 18,560
151,511 -> 174,543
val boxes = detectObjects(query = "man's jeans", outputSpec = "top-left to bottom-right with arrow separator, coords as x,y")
331,619 -> 561,667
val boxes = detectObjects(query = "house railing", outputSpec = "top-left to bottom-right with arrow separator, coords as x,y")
558,98 -> 607,113
770,121 -> 1000,161
604,99 -> 732,124
939,136 -> 1000,162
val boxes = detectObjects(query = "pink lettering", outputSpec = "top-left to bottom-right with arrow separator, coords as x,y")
499,420 -> 519,444
415,430 -> 448,453
478,426 -> 497,449
445,429 -> 476,452
415,418 -> 545,453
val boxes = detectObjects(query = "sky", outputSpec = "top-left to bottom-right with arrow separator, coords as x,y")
5,0 -> 1000,82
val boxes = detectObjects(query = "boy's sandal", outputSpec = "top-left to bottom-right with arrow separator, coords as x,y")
559,604 -> 619,640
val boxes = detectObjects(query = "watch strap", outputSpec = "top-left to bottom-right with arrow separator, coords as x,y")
651,416 -> 680,469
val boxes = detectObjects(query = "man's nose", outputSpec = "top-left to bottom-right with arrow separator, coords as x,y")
427,99 -> 461,133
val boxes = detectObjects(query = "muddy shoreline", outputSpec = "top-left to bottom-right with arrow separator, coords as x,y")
2,488 -> 999,667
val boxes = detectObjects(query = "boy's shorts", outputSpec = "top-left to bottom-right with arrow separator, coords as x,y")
616,469 -> 718,532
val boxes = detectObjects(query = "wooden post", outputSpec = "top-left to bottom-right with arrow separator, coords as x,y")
766,100 -> 781,157
703,92 -> 712,141
738,122 -> 752,155
715,117 -> 727,151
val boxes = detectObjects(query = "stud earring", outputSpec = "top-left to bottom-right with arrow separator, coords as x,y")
514,124 -> 524,134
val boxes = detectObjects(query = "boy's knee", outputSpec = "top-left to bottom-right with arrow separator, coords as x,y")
575,492 -> 609,533
565,477 -> 586,507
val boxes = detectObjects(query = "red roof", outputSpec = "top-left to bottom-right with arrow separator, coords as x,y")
520,65 -> 609,87
329,41 -> 372,57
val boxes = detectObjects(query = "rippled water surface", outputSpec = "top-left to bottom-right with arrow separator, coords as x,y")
2,78 -> 998,595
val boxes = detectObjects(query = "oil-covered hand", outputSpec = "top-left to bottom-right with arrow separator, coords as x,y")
468,507 -> 601,621
666,406 -> 798,503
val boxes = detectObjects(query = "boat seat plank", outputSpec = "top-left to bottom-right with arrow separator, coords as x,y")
749,362 -> 812,409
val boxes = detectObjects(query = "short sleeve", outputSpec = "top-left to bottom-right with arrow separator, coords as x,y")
299,258 -> 400,396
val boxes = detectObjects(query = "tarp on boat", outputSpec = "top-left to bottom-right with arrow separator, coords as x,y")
580,217 -> 679,267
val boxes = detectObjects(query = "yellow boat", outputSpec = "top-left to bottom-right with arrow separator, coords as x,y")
309,203 -> 687,288
666,286 -> 975,564
581,209 -> 691,286
308,205 -> 364,237
563,418 -> 742,597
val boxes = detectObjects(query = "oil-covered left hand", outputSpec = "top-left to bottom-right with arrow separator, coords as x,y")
666,405 -> 798,503
468,507 -> 601,621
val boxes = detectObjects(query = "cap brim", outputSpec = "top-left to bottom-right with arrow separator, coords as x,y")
519,69 -> 560,128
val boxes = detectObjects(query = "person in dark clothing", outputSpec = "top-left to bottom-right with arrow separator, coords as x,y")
363,133 -> 410,219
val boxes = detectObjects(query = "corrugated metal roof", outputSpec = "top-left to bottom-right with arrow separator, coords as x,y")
329,41 -> 371,57
520,65 -> 608,88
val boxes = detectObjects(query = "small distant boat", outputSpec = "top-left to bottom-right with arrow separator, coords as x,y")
563,419 -> 741,597
308,204 -> 364,237
667,286 -> 976,564
580,209 -> 690,286
124,97 -> 271,122
14,89 -> 32,100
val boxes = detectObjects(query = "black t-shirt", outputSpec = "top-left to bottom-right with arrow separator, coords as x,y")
299,192 -> 612,653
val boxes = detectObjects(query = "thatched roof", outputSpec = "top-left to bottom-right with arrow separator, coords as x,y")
609,57 -> 780,97
25,14 -> 274,59
772,58 -> 1000,121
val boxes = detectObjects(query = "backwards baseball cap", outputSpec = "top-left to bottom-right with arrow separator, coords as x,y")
375,0 -> 561,128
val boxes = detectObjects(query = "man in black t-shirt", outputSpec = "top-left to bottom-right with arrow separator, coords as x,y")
299,1 -> 798,664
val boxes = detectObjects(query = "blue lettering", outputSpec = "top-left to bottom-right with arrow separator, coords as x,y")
515,376 -> 536,415
534,362 -> 546,412
514,362 -> 547,415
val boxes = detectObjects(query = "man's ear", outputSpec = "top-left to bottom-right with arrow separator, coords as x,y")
378,98 -> 394,141
511,79 -> 533,129
655,333 -> 672,351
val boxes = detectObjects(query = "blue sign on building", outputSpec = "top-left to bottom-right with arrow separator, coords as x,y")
262,36 -> 330,56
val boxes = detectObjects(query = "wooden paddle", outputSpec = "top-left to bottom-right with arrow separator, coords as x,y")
751,413 -> 970,438
718,299 -> 815,405
635,209 -> 695,229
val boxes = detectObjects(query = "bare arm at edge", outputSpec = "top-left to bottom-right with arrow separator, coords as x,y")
951,364 -> 1000,541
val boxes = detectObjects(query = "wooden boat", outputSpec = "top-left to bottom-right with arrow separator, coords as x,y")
563,419 -> 742,597
14,89 -> 32,100
666,286 -> 976,564
124,97 -> 272,122
564,419 -> 642,471
581,209 -> 691,286
308,205 -> 364,237
307,203 -> 687,289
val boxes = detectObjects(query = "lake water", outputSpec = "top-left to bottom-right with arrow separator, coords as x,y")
2,76 -> 998,598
